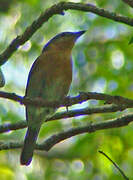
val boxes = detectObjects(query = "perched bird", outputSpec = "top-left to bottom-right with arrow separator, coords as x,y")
20,30 -> 86,166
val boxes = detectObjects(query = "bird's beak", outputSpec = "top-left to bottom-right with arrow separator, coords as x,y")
74,30 -> 86,40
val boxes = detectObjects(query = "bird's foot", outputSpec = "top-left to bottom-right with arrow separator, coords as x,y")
64,96 -> 71,112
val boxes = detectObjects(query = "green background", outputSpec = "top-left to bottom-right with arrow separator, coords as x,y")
0,0 -> 133,179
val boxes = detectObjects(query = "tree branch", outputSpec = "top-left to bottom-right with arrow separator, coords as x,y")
1,90 -> 133,134
0,103 -> 128,133
0,2 -> 133,65
0,113 -> 133,151
0,120 -> 27,133
122,0 -> 133,8
1,91 -> 133,108
37,113 -> 133,151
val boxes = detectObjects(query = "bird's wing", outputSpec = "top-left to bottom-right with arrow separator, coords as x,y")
25,55 -> 55,124
25,57 -> 46,99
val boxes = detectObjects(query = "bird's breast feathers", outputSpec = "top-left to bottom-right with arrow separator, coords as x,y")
26,48 -> 72,100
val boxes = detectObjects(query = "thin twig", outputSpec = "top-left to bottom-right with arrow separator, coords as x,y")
99,150 -> 129,180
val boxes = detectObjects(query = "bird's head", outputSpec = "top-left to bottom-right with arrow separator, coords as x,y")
43,30 -> 86,52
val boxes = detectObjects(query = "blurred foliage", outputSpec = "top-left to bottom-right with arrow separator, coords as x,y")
0,0 -> 133,179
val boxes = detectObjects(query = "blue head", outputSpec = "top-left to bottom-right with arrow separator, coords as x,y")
42,30 -> 86,52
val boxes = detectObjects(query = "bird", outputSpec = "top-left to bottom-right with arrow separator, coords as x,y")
20,30 -> 86,166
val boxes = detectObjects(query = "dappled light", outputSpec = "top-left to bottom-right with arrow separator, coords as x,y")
0,0 -> 133,179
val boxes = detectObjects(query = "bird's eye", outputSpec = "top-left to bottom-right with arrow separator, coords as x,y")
61,33 -> 66,37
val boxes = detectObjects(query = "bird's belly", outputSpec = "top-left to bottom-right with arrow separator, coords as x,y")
45,71 -> 72,101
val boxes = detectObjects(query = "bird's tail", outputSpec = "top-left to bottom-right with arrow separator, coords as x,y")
20,126 -> 40,166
